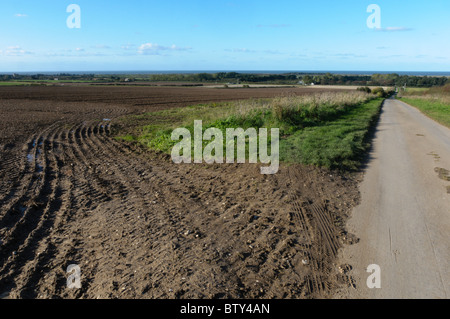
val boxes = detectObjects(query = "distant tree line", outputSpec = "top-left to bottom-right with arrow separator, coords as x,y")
143,72 -> 298,84
300,73 -> 448,88
145,72 -> 448,87
357,86 -> 395,98
0,73 -> 97,81
0,72 -> 447,88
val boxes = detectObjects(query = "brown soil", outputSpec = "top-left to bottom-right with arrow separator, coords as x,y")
0,85 -> 360,299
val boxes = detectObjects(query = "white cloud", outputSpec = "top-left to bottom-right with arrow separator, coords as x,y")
138,43 -> 191,55
14,13 -> 28,17
138,43 -> 164,55
91,44 -> 111,49
225,48 -> 286,55
121,44 -> 136,50
264,49 -> 284,55
1,46 -> 33,56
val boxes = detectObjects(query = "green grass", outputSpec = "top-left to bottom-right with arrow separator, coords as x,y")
280,99 -> 383,170
0,79 -> 99,86
402,88 -> 428,94
116,93 -> 383,171
397,84 -> 450,128
399,98 -> 450,128
0,81 -> 33,86
116,101 -> 248,152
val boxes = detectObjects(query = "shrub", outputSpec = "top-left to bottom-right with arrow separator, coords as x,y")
372,87 -> 386,98
357,86 -> 372,94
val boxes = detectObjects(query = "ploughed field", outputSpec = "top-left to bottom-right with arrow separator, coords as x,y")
0,85 -> 360,299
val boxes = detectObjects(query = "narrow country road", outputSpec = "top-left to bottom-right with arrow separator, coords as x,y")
335,98 -> 450,299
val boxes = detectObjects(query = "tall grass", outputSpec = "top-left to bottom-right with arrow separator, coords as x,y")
232,91 -> 372,117
398,84 -> 450,128
211,91 -> 373,134
399,84 -> 450,104
116,91 -> 382,170
269,92 -> 371,124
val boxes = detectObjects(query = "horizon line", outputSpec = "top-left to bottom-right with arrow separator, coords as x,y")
2,70 -> 450,75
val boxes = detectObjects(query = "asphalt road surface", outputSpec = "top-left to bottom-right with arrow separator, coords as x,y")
335,98 -> 450,299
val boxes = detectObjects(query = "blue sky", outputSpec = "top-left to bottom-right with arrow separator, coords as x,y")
0,0 -> 449,72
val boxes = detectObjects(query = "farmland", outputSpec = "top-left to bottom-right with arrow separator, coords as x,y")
0,84 -> 382,299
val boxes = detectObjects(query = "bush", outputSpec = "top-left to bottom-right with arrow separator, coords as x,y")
372,87 -> 386,98
357,86 -> 372,94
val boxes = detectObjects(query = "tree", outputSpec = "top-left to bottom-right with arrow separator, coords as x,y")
302,75 -> 313,85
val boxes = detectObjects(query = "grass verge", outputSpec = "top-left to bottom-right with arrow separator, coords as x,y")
280,98 -> 383,170
399,98 -> 450,128
397,84 -> 450,128
116,93 -> 384,171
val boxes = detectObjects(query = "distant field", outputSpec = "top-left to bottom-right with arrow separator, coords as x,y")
0,81 -> 31,86
0,82 -> 372,299
398,85 -> 450,128
401,87 -> 428,94
0,80 -> 95,86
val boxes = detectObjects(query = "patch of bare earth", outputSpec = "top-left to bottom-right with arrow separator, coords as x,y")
0,86 -> 361,299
